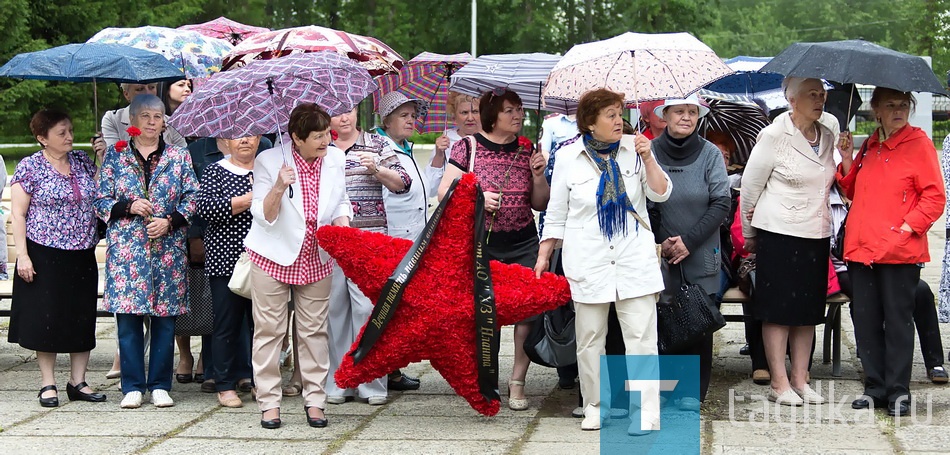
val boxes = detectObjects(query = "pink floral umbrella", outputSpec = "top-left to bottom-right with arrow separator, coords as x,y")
178,16 -> 269,46
222,25 -> 404,76
542,32 -> 734,114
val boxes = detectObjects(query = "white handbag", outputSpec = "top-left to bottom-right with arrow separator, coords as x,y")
228,252 -> 253,299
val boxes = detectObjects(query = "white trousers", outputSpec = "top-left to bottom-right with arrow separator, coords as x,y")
576,294 -> 660,427
325,263 -> 387,399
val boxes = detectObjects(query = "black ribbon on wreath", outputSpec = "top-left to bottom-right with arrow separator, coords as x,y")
348,177 -> 500,402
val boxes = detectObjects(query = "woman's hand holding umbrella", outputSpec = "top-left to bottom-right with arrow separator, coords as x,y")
434,135 -> 450,157
837,131 -> 855,175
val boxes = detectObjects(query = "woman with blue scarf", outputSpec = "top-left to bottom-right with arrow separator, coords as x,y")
536,89 -> 672,434
650,95 -> 731,408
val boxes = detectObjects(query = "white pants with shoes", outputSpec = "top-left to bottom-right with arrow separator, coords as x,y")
576,293 -> 660,430
325,264 -> 387,399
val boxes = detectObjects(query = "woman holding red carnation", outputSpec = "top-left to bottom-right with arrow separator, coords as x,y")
94,95 -> 198,410
439,88 -> 550,411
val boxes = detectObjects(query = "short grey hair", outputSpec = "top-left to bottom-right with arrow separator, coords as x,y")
129,94 -> 166,118
782,77 -> 823,102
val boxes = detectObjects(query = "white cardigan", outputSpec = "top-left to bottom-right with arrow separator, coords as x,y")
244,141 -> 352,266
542,135 -> 672,303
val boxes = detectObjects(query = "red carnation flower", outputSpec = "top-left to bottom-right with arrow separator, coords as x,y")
126,126 -> 141,137
517,136 -> 533,152
115,140 -> 128,152
330,130 -> 339,141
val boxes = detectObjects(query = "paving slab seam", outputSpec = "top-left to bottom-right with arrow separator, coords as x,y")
135,403 -> 225,454
508,383 -> 568,454
321,399 -> 389,454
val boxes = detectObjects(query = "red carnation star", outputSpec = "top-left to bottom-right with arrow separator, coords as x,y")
115,140 -> 128,152
316,173 -> 571,416
126,126 -> 141,137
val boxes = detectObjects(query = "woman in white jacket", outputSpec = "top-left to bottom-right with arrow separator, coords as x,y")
534,89 -> 671,434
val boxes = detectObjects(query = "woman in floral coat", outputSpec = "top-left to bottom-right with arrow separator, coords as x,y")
94,95 -> 198,409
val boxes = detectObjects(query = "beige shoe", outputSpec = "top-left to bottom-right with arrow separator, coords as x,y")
752,369 -> 770,385
768,388 -> 804,407
793,385 -> 825,404
507,380 -> 528,411
217,392 -> 243,408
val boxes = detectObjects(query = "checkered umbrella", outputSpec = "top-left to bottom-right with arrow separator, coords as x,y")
222,25 -> 404,76
178,16 -> 269,46
168,52 -> 376,139
697,90 -> 771,167
372,52 -> 473,133
88,26 -> 233,79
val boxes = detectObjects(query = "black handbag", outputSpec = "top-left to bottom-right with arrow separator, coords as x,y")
524,249 -> 577,368
175,265 -> 214,336
656,264 -> 726,354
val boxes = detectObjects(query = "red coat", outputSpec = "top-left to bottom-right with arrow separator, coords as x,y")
836,125 -> 946,265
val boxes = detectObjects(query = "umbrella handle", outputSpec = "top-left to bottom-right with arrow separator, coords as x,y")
269,78 -> 293,199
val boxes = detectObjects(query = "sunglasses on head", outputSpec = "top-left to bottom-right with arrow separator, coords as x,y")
486,87 -> 507,101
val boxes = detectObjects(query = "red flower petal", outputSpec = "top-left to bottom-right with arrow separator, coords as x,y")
126,126 -> 141,137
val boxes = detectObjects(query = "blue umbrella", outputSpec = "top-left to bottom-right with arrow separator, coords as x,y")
0,42 -> 186,120
705,56 -> 787,114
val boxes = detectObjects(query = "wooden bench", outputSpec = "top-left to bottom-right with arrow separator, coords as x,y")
0,186 -> 110,317
720,287 -> 849,377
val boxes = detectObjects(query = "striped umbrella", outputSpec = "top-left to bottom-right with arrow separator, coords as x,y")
543,32 -> 733,114
697,89 -> 771,167
448,53 -> 561,110
373,52 -> 472,133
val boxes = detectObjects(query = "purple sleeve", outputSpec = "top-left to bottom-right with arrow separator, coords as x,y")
10,155 -> 36,194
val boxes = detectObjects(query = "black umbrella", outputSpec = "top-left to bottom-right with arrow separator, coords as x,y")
760,40 -> 947,95
698,90 -> 771,167
825,82 -> 863,132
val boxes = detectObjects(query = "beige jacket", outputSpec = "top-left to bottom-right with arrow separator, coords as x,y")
740,111 -> 839,240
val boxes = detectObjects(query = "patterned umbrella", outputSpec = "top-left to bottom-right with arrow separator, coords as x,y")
222,25 -> 404,76
448,53 -> 561,110
168,52 -> 376,139
373,52 -> 473,133
178,16 -> 269,46
88,26 -> 233,79
697,89 -> 771,167
543,32 -> 734,114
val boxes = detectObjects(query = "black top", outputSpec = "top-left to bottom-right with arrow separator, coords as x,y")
197,159 -> 253,276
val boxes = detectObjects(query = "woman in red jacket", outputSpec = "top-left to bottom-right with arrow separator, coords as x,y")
837,87 -> 946,417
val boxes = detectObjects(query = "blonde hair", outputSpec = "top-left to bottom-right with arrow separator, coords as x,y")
447,91 -> 478,120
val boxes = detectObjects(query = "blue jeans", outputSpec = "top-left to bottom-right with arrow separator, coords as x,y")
117,314 -> 176,393
209,276 -> 253,391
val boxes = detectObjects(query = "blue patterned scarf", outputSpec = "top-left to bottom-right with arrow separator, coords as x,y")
583,133 -> 636,240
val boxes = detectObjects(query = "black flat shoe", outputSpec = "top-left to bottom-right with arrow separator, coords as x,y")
66,382 -> 106,402
260,410 -> 281,429
852,396 -> 886,410
194,373 -> 205,383
739,344 -> 750,356
175,373 -> 193,384
888,400 -> 910,417
38,385 -> 59,408
237,379 -> 254,393
388,371 -> 421,391
305,406 -> 328,428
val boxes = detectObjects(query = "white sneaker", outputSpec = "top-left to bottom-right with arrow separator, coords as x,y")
677,397 -> 701,412
151,389 -> 175,407
366,396 -> 388,406
120,391 -> 142,409
580,404 -> 603,430
326,395 -> 347,405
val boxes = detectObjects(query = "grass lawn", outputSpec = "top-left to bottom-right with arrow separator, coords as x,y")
1,145 -> 93,176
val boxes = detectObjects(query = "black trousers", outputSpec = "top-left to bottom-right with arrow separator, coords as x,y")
209,276 -> 254,392
849,263 -> 919,403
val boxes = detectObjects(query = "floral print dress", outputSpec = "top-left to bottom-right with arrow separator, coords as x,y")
94,142 -> 198,316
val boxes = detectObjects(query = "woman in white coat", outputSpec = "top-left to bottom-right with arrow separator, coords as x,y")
535,89 -> 671,434
244,104 -> 352,429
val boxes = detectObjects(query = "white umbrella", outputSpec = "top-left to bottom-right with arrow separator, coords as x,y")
543,32 -> 734,114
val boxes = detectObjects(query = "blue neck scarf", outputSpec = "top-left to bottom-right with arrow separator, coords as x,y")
583,133 -> 636,240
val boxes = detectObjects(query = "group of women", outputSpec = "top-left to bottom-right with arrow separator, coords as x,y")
5,71 -> 946,432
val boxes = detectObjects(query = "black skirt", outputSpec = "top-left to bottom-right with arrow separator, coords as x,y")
7,239 -> 98,352
752,230 -> 830,326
